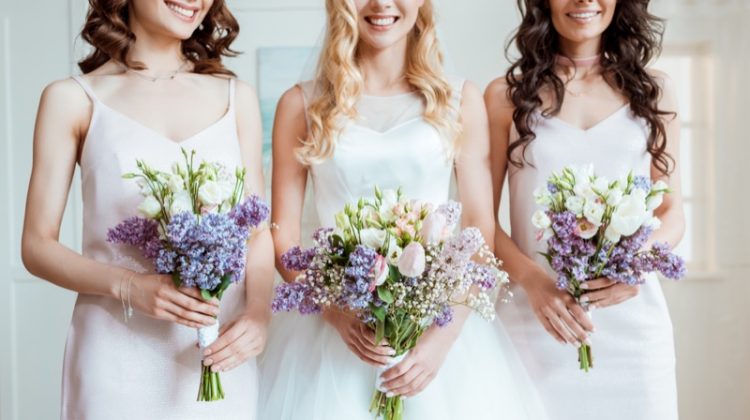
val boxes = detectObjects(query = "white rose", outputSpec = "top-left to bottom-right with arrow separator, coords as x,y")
607,189 -> 624,206
610,191 -> 648,237
583,201 -> 605,226
137,195 -> 162,219
360,228 -> 387,250
198,181 -> 224,206
565,196 -> 585,215
170,190 -> 194,215
646,193 -> 664,211
531,210 -> 552,229
168,174 -> 185,192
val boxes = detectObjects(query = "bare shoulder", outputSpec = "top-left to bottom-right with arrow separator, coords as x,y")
647,68 -> 678,112
276,84 -> 306,117
39,78 -> 92,131
233,78 -> 260,111
484,76 -> 514,112
459,79 -> 484,105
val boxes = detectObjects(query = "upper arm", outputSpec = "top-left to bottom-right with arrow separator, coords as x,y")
454,80 -> 494,242
23,79 -> 89,244
484,76 -> 515,218
271,86 -> 309,253
234,79 -> 265,198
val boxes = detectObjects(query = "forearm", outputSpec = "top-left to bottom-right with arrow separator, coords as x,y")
271,229 -> 301,283
494,225 -> 548,290
21,235 -> 127,298
243,229 -> 275,323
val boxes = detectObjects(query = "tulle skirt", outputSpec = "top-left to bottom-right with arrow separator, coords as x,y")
258,310 -> 548,420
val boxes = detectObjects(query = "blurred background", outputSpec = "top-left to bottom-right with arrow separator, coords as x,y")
1,0 -> 748,419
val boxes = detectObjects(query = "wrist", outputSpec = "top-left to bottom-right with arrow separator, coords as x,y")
243,298 -> 272,325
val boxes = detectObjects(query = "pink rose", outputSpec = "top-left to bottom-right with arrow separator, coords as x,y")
398,242 -> 426,278
368,255 -> 389,292
420,212 -> 448,244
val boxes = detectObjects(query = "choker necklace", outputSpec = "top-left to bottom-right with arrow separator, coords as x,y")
555,54 -> 601,68
126,60 -> 190,82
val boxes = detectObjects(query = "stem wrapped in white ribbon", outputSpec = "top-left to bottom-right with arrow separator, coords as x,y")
197,322 -> 220,350
375,351 -> 408,392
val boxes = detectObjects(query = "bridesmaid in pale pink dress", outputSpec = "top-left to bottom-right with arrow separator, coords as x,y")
21,1 -> 274,419
487,1 -> 685,419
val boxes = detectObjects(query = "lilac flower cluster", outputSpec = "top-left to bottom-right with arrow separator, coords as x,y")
341,245 -> 378,309
280,246 -> 317,272
108,195 -> 269,293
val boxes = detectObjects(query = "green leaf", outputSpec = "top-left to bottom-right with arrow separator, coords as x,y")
201,289 -> 213,301
373,306 -> 386,322
172,272 -> 182,288
377,287 -> 394,304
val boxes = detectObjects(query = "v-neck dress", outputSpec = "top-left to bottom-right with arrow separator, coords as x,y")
497,105 -> 679,420
62,75 -> 258,420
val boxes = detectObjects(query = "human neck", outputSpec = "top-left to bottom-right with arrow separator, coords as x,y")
358,40 -> 411,95
556,37 -> 603,79
127,20 -> 187,74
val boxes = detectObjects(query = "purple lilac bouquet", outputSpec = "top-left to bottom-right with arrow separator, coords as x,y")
107,148 -> 269,401
273,187 -> 509,420
533,164 -> 686,371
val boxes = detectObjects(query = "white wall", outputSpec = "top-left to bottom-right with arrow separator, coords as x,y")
0,0 -> 747,419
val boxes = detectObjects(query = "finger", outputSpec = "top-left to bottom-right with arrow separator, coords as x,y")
580,278 -> 616,291
381,363 -> 423,391
173,290 -> 220,317
581,284 -> 627,305
164,301 -> 217,327
545,309 -> 578,345
381,356 -> 416,382
567,304 -> 595,332
346,340 -> 387,367
211,336 -> 261,372
401,372 -> 435,398
536,312 -> 566,344
156,308 -> 203,329
359,324 -> 393,350
204,323 -> 246,360
387,368 -> 428,396
179,287 -> 220,306
557,306 -> 590,343
354,329 -> 396,358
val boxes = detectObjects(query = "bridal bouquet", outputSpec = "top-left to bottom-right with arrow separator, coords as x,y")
272,187 -> 508,420
533,164 -> 685,371
107,148 -> 269,401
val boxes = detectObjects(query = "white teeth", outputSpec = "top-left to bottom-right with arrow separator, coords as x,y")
569,11 -> 599,19
370,17 -> 396,26
166,2 -> 196,18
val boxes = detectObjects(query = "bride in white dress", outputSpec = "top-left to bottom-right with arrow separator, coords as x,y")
258,0 -> 547,419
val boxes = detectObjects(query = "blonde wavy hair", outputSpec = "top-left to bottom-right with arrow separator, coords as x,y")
296,0 -> 461,165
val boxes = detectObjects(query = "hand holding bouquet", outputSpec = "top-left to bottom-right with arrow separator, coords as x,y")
272,187 -> 508,420
107,148 -> 269,400
533,164 -> 685,371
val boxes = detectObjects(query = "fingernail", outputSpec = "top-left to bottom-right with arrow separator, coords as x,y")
386,392 -> 394,398
584,338 -> 592,346
574,341 -> 581,348
580,283 -> 589,290
589,304 -> 597,310
204,358 -> 213,365
204,349 -> 212,356
580,295 -> 589,303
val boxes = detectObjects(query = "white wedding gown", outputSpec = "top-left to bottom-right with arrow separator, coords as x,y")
258,78 -> 548,420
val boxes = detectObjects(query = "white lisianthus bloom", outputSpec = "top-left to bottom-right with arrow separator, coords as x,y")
138,195 -> 162,218
533,187 -> 552,206
652,180 -> 669,191
607,189 -> 624,206
379,189 -> 399,222
531,210 -> 552,229
575,219 -> 599,239
198,181 -> 224,206
536,227 -> 554,242
646,193 -> 664,211
570,164 -> 595,183
610,190 -> 648,237
565,196 -> 585,215
644,216 -> 662,230
387,240 -> 403,265
604,224 -> 622,243
168,174 -> 185,192
360,228 -> 388,250
583,201 -> 605,226
592,176 -> 610,194
573,183 -> 598,202
170,190 -> 194,215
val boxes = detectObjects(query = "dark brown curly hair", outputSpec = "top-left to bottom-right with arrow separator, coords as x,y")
505,0 -> 675,175
78,0 -> 239,75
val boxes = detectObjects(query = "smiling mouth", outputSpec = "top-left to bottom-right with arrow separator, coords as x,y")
365,16 -> 400,28
567,11 -> 601,23
164,0 -> 198,21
